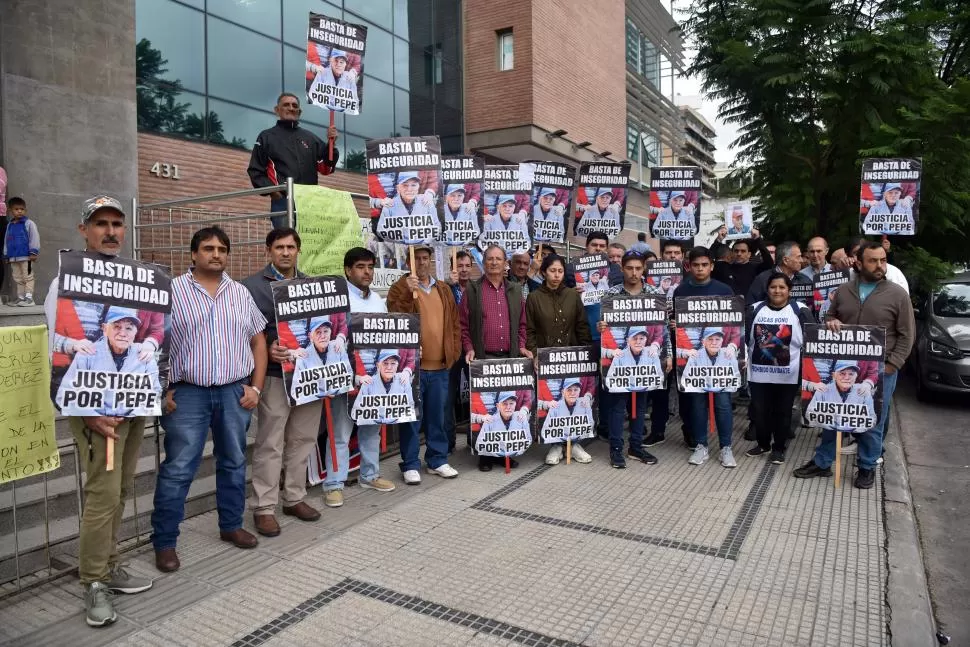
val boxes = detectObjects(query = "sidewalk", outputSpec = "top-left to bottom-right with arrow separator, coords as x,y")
0,413 -> 895,646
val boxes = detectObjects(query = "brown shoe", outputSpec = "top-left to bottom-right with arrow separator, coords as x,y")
253,514 -> 281,537
154,548 -> 180,573
219,528 -> 258,549
282,501 -> 322,521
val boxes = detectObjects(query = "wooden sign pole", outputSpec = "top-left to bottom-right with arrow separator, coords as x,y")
566,437 -> 572,464
505,455 -> 511,474
834,432 -> 842,488
106,438 -> 115,472
631,393 -> 636,419
708,392 -> 715,442
380,424 -> 387,453
324,399 -> 339,472
409,245 -> 417,299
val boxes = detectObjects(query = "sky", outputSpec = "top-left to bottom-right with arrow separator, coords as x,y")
671,1 -> 739,165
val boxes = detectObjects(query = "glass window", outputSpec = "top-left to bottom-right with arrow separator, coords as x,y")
627,123 -> 639,161
395,88 -> 410,134
284,0 -> 342,46
356,21 -> 394,85
207,0 -> 281,39
934,283 -> 970,317
393,0 -> 410,40
642,39 -> 659,88
339,133 -> 368,172
206,98 -> 276,150
436,60 -> 461,109
135,0 -> 205,92
345,0 -> 393,32
625,20 -> 639,72
394,37 -> 411,91
660,54 -> 674,99
283,44 -> 311,102
498,30 -> 513,71
208,17 -> 282,110
138,87 -> 207,139
344,76 -> 394,139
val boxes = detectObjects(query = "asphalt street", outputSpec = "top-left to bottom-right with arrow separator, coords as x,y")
894,372 -> 970,645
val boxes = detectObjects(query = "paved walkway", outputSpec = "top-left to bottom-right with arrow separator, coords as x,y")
0,413 -> 890,646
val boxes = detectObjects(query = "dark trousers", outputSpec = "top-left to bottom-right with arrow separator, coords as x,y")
648,386 -> 670,437
749,382 -> 799,452
604,390 -> 646,453
444,355 -> 467,452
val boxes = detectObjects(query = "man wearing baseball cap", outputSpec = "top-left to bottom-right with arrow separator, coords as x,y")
442,184 -> 481,244
248,92 -> 339,228
651,191 -> 697,239
374,171 -> 439,243
387,243 -> 462,484
861,182 -> 915,235
43,195 -> 156,627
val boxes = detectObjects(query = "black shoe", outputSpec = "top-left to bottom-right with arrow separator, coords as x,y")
478,456 -> 492,472
507,458 -> 519,469
643,433 -> 666,447
610,452 -> 626,469
792,460 -> 832,478
769,451 -> 785,465
854,468 -> 875,489
745,445 -> 770,458
744,423 -> 757,441
629,448 -> 658,465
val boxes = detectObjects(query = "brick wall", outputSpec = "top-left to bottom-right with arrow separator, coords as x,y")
463,0 -> 534,134
530,0 -> 627,157
136,132 -> 368,278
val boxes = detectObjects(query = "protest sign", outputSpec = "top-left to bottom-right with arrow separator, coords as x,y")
790,280 -> 814,305
528,162 -> 575,244
480,165 -> 532,255
860,158 -> 921,236
536,347 -> 598,443
367,136 -> 443,245
0,326 -> 58,483
51,251 -> 171,417
649,167 -> 702,240
812,269 -> 850,321
722,202 -> 753,240
573,253 -> 610,306
440,155 -> 485,247
644,260 -> 682,307
271,276 -> 352,406
574,162 -> 630,239
600,295 -> 668,392
295,185 -> 364,276
674,295 -> 745,393
801,324 -> 885,433
348,313 -> 421,425
308,420 -> 361,485
469,358 -> 535,458
306,13 -> 367,115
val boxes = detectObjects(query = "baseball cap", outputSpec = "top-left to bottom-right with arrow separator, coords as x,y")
330,48 -> 348,59
445,184 -> 466,195
538,187 -> 558,198
702,327 -> 725,340
669,191 -> 687,200
397,171 -> 421,184
883,183 -> 902,193
833,360 -> 860,373
627,326 -> 648,338
377,349 -> 401,363
562,377 -> 582,390
308,316 -> 333,333
496,391 -> 517,403
412,244 -> 434,255
104,306 -> 141,327
81,195 -> 126,223
594,188 -> 614,198
497,194 -> 516,205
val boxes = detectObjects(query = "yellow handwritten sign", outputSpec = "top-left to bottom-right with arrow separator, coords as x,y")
295,184 -> 365,276
0,325 -> 59,483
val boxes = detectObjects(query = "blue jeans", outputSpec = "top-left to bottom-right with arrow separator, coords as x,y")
604,390 -> 646,453
444,356 -> 466,452
270,197 -> 292,230
323,395 -> 381,490
689,391 -> 734,449
814,369 -> 898,470
399,369 -> 449,471
648,385 -> 670,437
151,381 -> 252,550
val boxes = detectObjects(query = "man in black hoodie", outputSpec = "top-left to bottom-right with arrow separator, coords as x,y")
710,227 -> 775,296
248,92 -> 340,228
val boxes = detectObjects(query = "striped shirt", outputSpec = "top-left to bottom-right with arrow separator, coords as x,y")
169,271 -> 267,386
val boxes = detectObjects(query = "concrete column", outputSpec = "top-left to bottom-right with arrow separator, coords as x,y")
0,0 -> 137,303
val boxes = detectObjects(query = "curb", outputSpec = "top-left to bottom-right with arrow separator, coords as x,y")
882,401 -> 937,646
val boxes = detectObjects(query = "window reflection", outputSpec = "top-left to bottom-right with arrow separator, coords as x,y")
353,20 -> 394,86
208,0 -> 281,38
208,18 -> 282,110
284,0 -> 342,46
207,99 -> 276,149
345,76 -> 395,139
339,134 -> 368,172
135,0 -> 205,92
394,37 -> 410,91
346,0 -> 393,32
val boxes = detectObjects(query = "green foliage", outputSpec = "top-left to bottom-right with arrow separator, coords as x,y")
684,0 -> 970,287
343,150 -> 367,173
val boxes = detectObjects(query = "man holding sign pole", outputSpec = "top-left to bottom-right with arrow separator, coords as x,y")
44,196 -> 155,627
794,242 -> 914,488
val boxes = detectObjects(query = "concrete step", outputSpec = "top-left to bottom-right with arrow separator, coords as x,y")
0,304 -> 46,327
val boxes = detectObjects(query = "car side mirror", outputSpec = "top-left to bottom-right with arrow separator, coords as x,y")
913,305 -> 924,320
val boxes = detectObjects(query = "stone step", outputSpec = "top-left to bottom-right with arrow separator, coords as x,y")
0,304 -> 46,327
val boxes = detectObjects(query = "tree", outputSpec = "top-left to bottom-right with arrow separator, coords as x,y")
684,0 -> 970,283
343,149 -> 367,172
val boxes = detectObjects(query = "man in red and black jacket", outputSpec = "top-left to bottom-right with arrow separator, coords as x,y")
248,92 -> 340,229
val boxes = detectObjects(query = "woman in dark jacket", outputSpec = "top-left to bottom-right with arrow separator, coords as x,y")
526,254 -> 593,465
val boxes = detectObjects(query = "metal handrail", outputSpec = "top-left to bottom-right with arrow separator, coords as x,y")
137,184 -> 371,211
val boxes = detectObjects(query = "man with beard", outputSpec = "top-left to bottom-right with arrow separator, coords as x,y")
56,307 -> 160,417
292,316 -> 352,403
375,171 -> 439,242
794,241 -> 914,489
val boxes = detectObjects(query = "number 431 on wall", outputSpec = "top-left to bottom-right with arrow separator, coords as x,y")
149,162 -> 181,179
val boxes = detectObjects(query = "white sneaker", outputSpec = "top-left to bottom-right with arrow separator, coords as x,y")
570,444 -> 592,464
403,469 -> 422,485
876,456 -> 884,465
720,447 -> 737,468
688,445 -> 709,465
426,464 -> 458,479
545,445 -> 564,465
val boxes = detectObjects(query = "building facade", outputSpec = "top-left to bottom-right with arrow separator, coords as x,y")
0,0 -> 688,300
677,104 -> 718,198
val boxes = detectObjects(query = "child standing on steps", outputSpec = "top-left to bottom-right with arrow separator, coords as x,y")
3,196 -> 40,306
